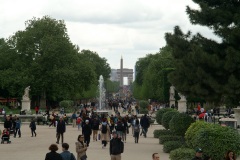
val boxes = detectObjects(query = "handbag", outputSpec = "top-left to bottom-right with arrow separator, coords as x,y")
98,133 -> 101,140
80,154 -> 87,160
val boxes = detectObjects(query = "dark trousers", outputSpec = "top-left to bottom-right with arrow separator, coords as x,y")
49,120 -> 55,127
134,131 -> 139,143
84,135 -> 90,146
143,128 -> 148,137
57,132 -> 64,143
14,128 -> 21,137
102,140 -> 107,146
31,129 -> 36,136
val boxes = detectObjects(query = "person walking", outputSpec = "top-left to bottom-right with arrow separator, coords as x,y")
225,150 -> 236,160
115,119 -> 124,140
56,117 -> 66,144
14,117 -> 21,138
133,119 -> 140,143
71,112 -> 77,128
75,135 -> 88,160
192,148 -> 203,160
60,143 -> 76,160
91,117 -> 100,141
100,118 -> 110,148
82,120 -> 92,147
76,116 -> 82,131
152,153 -> 160,160
109,131 -> 124,160
140,114 -> 150,138
45,144 -> 63,160
29,118 -> 37,137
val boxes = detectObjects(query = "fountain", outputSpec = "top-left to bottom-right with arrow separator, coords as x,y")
95,75 -> 111,117
98,75 -> 106,110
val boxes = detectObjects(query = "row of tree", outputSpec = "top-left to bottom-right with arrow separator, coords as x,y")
134,0 -> 240,107
0,16 -> 115,108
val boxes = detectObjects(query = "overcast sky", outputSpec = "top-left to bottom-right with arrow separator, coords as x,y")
0,0 -> 218,71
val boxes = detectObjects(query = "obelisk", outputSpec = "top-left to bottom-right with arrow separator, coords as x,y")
120,56 -> 123,86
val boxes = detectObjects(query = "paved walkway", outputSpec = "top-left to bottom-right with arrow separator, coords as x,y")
0,123 -> 169,160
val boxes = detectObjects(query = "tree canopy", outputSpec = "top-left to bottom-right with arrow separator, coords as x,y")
165,0 -> 240,106
134,46 -> 174,102
0,16 -> 111,106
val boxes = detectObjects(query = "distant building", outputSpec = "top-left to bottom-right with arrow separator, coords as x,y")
110,69 -> 118,81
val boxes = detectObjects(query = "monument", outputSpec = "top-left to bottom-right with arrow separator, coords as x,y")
116,56 -> 133,86
177,93 -> 187,113
21,86 -> 31,111
169,86 -> 175,107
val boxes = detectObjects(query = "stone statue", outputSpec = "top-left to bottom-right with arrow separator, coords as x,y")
23,86 -> 30,100
169,86 -> 175,100
178,93 -> 186,101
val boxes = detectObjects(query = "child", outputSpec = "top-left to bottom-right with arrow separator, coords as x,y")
76,116 -> 82,130
1,128 -> 10,143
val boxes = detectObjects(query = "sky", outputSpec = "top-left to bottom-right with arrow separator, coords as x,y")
0,0 -> 219,71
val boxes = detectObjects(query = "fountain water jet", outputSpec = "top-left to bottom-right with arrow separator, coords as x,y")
98,75 -> 106,110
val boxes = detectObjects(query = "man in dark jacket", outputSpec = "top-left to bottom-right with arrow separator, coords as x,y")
140,114 -> 150,138
110,131 -> 124,160
56,117 -> 66,144
91,117 -> 100,141
192,148 -> 203,160
82,119 -> 92,147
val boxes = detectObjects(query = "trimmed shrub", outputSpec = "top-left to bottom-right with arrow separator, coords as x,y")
162,110 -> 179,129
163,140 -> 185,153
139,108 -> 148,114
153,129 -> 173,138
170,148 -> 195,160
159,135 -> 183,144
156,108 -> 174,124
185,121 -> 211,148
139,100 -> 149,110
169,113 -> 195,136
186,123 -> 240,160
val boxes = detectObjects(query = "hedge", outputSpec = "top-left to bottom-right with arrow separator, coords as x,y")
139,100 -> 149,110
163,140 -> 185,153
159,135 -> 183,144
156,108 -> 174,125
185,121 -> 211,148
186,122 -> 240,160
170,148 -> 195,160
162,110 -> 179,129
153,129 -> 173,138
169,113 -> 195,136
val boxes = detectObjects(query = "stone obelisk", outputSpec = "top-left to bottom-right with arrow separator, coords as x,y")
120,56 -> 123,87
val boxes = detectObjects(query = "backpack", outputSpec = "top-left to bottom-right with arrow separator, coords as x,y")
134,124 -> 140,132
116,122 -> 123,131
101,124 -> 107,134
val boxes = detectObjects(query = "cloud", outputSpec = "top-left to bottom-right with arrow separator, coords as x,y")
0,0 -> 220,72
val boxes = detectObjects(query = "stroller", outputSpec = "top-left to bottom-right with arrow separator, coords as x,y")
1,128 -> 11,144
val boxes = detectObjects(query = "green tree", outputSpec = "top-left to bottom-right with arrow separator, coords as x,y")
134,46 -> 174,102
165,0 -> 240,106
3,16 -> 96,106
78,49 -> 111,80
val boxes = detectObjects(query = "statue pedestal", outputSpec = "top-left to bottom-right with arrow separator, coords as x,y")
21,99 -> 30,111
170,100 -> 175,107
178,100 -> 187,113
233,107 -> 240,127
